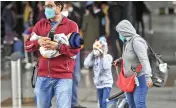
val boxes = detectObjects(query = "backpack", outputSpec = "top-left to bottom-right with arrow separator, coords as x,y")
131,36 -> 169,87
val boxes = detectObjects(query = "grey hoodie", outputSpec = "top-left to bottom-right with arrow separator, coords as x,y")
84,52 -> 113,88
116,20 -> 152,82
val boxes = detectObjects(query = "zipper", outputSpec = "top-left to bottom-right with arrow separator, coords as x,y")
47,22 -> 52,77
67,61 -> 69,71
48,59 -> 51,77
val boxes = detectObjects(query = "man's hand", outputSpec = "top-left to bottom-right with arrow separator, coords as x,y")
38,37 -> 51,47
44,41 -> 59,50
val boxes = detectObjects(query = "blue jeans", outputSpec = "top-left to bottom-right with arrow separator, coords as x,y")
125,75 -> 148,108
97,87 -> 111,108
72,52 -> 81,107
34,77 -> 73,108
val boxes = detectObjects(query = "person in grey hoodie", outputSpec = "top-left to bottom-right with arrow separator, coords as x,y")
114,20 -> 153,108
84,37 -> 113,108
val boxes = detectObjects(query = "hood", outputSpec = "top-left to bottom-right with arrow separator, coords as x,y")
93,37 -> 108,54
99,36 -> 108,54
116,20 -> 138,38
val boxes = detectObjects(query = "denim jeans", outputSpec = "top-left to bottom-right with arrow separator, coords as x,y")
97,87 -> 111,108
72,52 -> 81,107
34,77 -> 73,108
125,75 -> 148,108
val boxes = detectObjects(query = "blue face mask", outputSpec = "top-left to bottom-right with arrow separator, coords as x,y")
45,8 -> 56,19
119,33 -> 126,42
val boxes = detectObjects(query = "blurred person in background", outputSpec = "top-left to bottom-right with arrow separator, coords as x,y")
108,2 -> 126,60
67,2 -> 81,29
2,2 -> 16,33
81,1 -> 100,68
71,2 -> 85,29
61,3 -> 86,108
23,1 -> 33,29
2,2 -> 17,58
100,1 -> 110,38
2,2 -> 24,69
93,2 -> 106,37
81,1 -> 100,52
33,1 -> 46,25
134,1 -> 151,37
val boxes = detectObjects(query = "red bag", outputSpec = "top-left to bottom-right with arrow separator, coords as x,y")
116,60 -> 142,92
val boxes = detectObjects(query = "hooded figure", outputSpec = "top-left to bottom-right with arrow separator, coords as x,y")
116,20 -> 152,80
116,20 -> 152,108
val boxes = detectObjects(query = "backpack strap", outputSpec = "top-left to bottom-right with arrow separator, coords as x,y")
131,36 -> 151,55
47,15 -> 64,36
47,15 -> 64,41
131,36 -> 161,63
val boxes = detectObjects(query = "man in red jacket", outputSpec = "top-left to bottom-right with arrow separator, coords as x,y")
25,1 -> 80,108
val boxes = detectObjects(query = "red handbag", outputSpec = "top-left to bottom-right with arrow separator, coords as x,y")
116,60 -> 142,92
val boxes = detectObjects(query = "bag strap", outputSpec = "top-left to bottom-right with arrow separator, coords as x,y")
131,36 -> 161,63
131,36 -> 152,55
47,15 -> 64,37
36,15 -> 64,66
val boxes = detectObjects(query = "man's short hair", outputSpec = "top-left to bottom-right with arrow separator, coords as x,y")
54,1 -> 64,11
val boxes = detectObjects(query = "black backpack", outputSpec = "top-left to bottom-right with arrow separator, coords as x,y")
131,36 -> 169,87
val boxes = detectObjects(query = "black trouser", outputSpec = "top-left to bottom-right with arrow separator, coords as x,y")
110,28 -> 123,60
136,17 -> 145,37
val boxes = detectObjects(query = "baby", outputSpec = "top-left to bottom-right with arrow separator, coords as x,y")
30,32 -> 83,58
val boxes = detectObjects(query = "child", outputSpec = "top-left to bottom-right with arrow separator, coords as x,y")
84,37 -> 113,108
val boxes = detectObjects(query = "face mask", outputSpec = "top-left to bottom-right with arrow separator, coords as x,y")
93,9 -> 97,14
61,11 -> 69,17
93,49 -> 101,57
45,8 -> 56,19
119,33 -> 126,42
68,7 -> 73,12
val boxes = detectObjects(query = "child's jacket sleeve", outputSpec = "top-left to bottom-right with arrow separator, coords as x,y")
84,52 -> 94,68
103,54 -> 113,70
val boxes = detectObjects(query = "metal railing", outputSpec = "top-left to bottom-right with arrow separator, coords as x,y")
11,52 -> 22,108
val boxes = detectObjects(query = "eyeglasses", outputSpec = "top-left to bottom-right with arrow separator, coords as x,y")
43,4 -> 56,9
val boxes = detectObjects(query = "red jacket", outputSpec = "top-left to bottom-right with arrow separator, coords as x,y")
25,17 -> 80,79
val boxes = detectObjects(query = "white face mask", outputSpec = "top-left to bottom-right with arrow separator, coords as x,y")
61,11 -> 69,17
93,8 -> 100,14
68,7 -> 73,12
